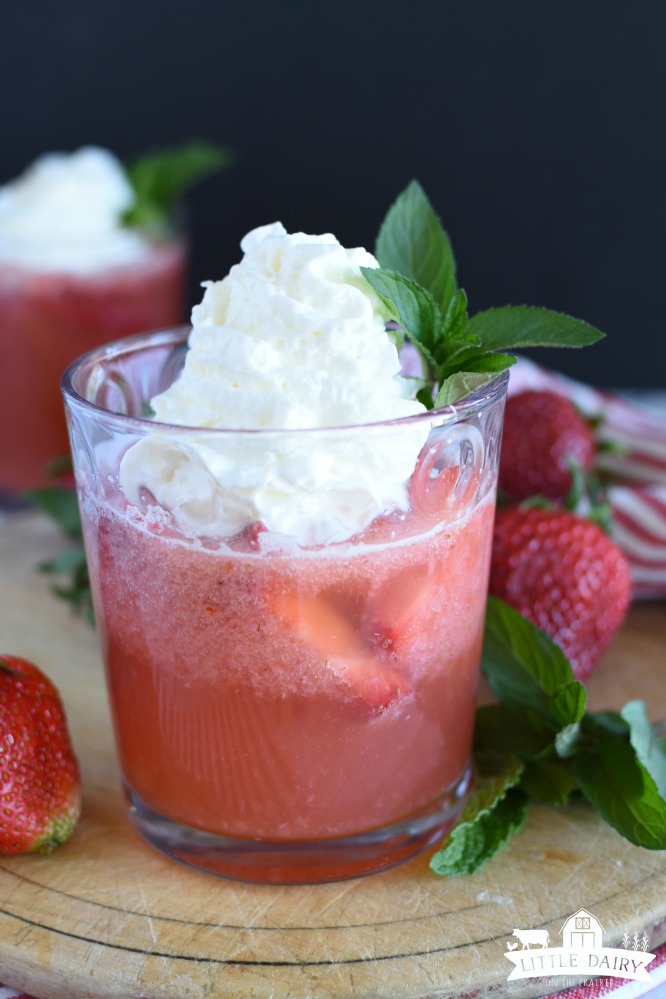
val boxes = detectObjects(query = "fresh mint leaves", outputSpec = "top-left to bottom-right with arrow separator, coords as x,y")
375,179 -> 457,315
28,484 -> 93,624
572,715 -> 666,850
430,753 -> 527,876
28,485 -> 82,539
363,180 -> 605,405
621,700 -> 666,797
431,598 -> 666,877
482,596 -> 587,726
465,305 -> 604,353
123,141 -> 234,228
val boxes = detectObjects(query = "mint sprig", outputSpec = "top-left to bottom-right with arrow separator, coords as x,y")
431,598 -> 666,877
430,752 -> 527,877
375,179 -> 457,315
123,141 -> 234,228
28,484 -> 93,625
363,181 -> 605,406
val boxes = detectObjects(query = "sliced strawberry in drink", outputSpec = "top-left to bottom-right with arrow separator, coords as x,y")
239,520 -> 268,551
272,587 -> 411,714
366,560 -> 444,656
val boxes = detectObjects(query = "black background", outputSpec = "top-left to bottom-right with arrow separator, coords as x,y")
2,1 -> 665,388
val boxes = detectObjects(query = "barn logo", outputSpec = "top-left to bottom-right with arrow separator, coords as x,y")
504,907 -> 655,983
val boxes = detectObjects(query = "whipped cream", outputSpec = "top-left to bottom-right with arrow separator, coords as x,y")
0,147 -> 150,273
120,223 -> 428,546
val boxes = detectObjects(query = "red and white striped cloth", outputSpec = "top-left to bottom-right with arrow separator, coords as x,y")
509,359 -> 666,599
543,940 -> 666,998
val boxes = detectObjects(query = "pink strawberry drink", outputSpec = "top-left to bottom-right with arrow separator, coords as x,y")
64,225 -> 507,883
0,148 -> 185,493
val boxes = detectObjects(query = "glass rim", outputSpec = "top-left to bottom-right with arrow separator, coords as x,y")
61,325 -> 510,437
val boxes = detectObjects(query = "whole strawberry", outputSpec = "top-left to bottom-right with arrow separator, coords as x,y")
0,655 -> 81,854
489,506 -> 632,681
499,390 -> 595,502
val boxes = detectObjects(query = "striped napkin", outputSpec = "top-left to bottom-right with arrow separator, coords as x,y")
508,358 -> 666,599
543,940 -> 666,998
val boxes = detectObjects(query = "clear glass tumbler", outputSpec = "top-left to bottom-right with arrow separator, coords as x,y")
62,328 -> 507,884
0,227 -> 186,495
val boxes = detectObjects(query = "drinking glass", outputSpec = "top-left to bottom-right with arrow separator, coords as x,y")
62,327 -> 507,884
0,228 -> 186,495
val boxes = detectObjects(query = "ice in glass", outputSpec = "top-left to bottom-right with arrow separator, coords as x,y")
63,223 -> 507,882
0,148 -> 185,493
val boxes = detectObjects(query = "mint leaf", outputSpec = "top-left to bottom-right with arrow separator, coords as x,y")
482,596 -> 587,726
52,573 -> 94,626
434,371 -> 498,407
29,484 -> 93,624
549,682 -> 587,731
430,753 -> 527,876
620,702 -> 666,797
454,605 -> 666,873
440,351 -> 516,379
361,267 -> 441,358
124,141 -> 234,227
375,180 -> 457,314
466,306 -> 605,352
431,791 -> 528,876
40,546 -> 88,575
435,355 -> 517,402
416,385 -> 436,410
441,288 -> 470,341
474,705 -> 556,758
519,760 -> 578,805
586,705 -> 666,797
554,720 -> 583,758
371,182 -> 607,406
573,715 -> 666,850
28,486 -> 82,539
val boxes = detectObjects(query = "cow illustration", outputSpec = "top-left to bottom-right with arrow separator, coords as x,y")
512,928 -> 550,949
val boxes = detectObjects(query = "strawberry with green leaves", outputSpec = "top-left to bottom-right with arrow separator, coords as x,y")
0,655 -> 81,854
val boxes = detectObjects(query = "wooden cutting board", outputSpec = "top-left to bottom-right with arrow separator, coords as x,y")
0,511 -> 664,999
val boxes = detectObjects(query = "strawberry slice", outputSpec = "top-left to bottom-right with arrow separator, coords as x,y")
365,561 -> 443,656
272,588 -> 411,714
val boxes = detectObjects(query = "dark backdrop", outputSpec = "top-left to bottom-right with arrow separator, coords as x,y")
2,1 -> 665,388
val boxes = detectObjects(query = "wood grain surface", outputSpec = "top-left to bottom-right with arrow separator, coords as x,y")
0,511 -> 664,999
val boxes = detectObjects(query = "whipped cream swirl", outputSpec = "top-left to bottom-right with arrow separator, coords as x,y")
120,223 -> 428,546
0,147 -> 150,273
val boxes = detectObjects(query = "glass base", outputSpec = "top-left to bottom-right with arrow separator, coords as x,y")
125,767 -> 471,884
